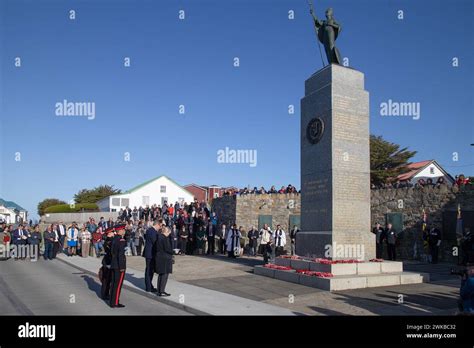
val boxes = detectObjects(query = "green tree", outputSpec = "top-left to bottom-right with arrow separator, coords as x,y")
37,198 -> 67,216
74,185 -> 121,204
370,135 -> 417,186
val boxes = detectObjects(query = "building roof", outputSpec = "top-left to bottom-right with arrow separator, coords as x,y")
0,198 -> 27,212
396,160 -> 452,182
98,175 -> 195,202
184,183 -> 208,191
184,183 -> 222,191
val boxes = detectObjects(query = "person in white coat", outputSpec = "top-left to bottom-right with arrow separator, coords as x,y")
226,224 -> 242,258
259,224 -> 273,264
273,225 -> 286,257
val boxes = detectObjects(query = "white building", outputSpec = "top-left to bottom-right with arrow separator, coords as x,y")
397,160 -> 454,185
0,198 -> 28,224
97,175 -> 194,212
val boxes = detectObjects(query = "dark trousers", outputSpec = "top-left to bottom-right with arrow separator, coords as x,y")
263,244 -> 272,264
110,269 -> 125,306
144,258 -> 155,291
376,243 -> 383,259
136,238 -> 144,256
52,242 -> 59,258
219,238 -> 226,254
101,267 -> 112,299
430,245 -> 439,264
44,243 -> 54,260
275,246 -> 284,257
228,250 -> 236,258
13,242 -> 26,259
207,236 -> 215,255
249,242 -> 257,256
158,273 -> 169,293
179,239 -> 187,254
387,244 -> 396,260
59,235 -> 66,252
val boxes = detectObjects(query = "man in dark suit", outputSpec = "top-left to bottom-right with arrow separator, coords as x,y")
12,224 -> 28,259
206,220 -> 216,255
384,223 -> 398,261
372,222 -> 386,259
143,219 -> 162,292
428,225 -> 442,264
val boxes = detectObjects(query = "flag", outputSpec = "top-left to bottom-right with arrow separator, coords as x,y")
420,208 -> 429,260
422,208 -> 427,232
456,204 -> 463,241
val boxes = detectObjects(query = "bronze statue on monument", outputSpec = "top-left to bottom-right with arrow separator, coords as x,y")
308,2 -> 342,66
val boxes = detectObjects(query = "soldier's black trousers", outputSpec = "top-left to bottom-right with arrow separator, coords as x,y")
110,270 -> 125,306
101,267 -> 112,300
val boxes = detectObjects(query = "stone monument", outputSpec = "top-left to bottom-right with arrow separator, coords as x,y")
254,7 -> 429,291
296,63 -> 375,261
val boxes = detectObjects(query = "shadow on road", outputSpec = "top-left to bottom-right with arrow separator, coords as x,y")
81,275 -> 102,299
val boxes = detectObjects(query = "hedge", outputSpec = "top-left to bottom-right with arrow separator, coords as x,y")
44,203 -> 99,213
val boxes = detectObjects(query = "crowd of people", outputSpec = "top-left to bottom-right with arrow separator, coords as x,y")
371,175 -> 471,190
222,184 -> 299,196
0,197 -> 300,265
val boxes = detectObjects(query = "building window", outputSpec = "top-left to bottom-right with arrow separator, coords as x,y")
160,185 -> 166,193
142,196 -> 150,206
121,198 -> 129,207
161,197 -> 168,206
430,167 -> 435,174
214,192 -> 219,198
112,198 -> 120,206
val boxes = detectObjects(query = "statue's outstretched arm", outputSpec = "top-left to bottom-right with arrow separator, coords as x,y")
310,8 -> 322,27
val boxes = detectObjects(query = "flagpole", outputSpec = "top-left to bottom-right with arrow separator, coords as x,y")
307,0 -> 326,68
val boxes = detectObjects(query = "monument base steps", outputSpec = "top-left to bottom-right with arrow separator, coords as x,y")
254,257 -> 429,291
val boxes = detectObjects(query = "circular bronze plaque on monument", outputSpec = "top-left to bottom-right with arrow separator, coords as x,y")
306,117 -> 324,144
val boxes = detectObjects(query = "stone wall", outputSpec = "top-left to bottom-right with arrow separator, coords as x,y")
212,193 -> 300,252
212,186 -> 474,261
41,212 -> 119,225
371,185 -> 474,262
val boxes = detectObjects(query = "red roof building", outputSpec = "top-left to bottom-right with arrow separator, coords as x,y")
396,160 -> 454,184
183,184 -> 223,204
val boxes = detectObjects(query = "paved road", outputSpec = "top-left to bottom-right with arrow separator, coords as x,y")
0,258 -> 190,315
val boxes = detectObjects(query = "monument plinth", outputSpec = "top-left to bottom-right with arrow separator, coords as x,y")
296,64 -> 375,261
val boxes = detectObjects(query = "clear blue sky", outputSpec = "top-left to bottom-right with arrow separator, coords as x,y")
1,0 -> 473,219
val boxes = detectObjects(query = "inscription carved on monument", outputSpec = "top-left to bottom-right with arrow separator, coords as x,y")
297,64 -> 374,260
